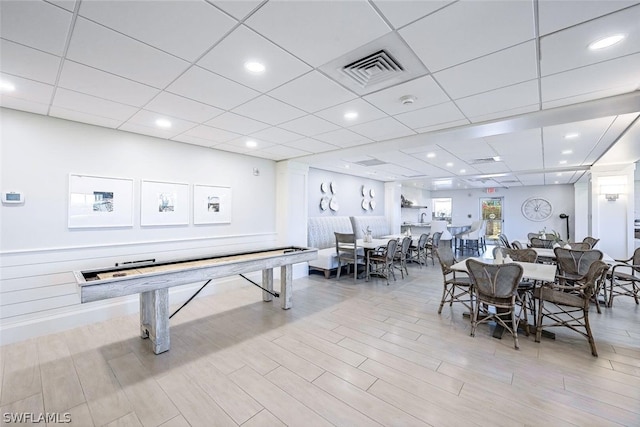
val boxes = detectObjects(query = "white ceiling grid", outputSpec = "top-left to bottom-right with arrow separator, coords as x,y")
1,0 -> 640,190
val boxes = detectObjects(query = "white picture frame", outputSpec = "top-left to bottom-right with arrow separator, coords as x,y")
193,185 -> 232,224
68,174 -> 134,228
141,180 -> 189,226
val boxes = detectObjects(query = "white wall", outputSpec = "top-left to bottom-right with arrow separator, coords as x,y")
431,184 -> 575,241
0,109 -> 279,344
307,168 -> 385,218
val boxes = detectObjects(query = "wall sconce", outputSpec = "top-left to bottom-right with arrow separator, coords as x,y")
599,183 -> 626,201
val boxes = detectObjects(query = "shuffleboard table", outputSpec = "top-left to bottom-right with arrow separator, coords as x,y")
74,246 -> 317,354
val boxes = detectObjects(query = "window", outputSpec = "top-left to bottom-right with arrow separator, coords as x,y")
432,198 -> 452,222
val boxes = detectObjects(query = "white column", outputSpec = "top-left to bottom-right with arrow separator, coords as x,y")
590,163 -> 635,259
573,182 -> 589,241
385,182 -> 402,234
276,161 -> 309,278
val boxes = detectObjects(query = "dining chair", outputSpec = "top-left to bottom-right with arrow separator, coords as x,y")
425,231 -> 442,266
566,242 -> 591,250
607,247 -> 640,308
582,236 -> 599,249
456,220 -> 484,256
535,260 -> 609,356
408,233 -> 429,268
334,232 -> 363,282
366,238 -> 398,285
498,234 -> 511,248
511,240 -> 524,250
434,245 -> 473,314
530,237 -> 555,249
466,259 -> 524,350
554,247 -> 605,312
394,236 -> 412,279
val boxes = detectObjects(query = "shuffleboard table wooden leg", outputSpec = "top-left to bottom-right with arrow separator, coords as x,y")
281,264 -> 292,310
262,268 -> 274,302
139,288 -> 170,354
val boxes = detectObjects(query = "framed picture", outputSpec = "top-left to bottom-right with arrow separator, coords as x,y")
141,180 -> 189,226
193,185 -> 232,224
68,174 -> 134,228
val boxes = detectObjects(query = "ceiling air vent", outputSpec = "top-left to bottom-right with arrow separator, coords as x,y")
470,157 -> 500,165
341,50 -> 404,88
354,159 -> 388,167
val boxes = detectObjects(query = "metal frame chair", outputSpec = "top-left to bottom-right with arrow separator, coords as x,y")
425,231 -> 442,266
466,259 -> 524,350
582,236 -> 599,249
554,247 -> 604,311
607,247 -> 640,308
394,236 -> 412,279
434,245 -> 473,314
334,232 -> 364,282
366,239 -> 398,285
408,233 -> 429,268
535,260 -> 609,356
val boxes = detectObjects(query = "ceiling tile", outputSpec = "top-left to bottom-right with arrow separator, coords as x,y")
467,105 -> 540,124
211,1 -> 263,20
52,88 -> 138,121
49,106 -> 124,129
171,134 -> 215,148
284,138 -> 340,154
538,0 -> 638,36
205,112 -> 270,134
225,135 -> 276,152
0,39 -> 61,85
0,74 -> 54,105
166,66 -> 259,110
348,117 -> 415,141
181,124 -> 241,144
0,0 -> 72,55
231,95 -> 306,125
267,71 -> 357,113
540,5 -> 640,76
394,102 -> 465,130
253,144 -> 311,160
66,17 -> 190,88
278,115 -> 340,137
245,1 -> 391,67
455,80 -> 540,119
363,75 -> 451,115
315,98 -> 387,127
414,118 -> 470,134
48,1 -> 76,12
399,0 -> 535,72
58,61 -> 160,107
78,0 -> 237,62
1,96 -> 50,115
118,122 -> 186,141
314,128 -> 373,148
485,128 -> 543,172
122,110 -> 197,138
372,0 -> 454,29
433,41 -> 538,99
144,92 -> 223,123
541,53 -> 640,104
198,25 -> 312,92
250,127 -> 303,144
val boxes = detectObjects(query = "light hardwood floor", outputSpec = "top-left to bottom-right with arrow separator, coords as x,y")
2,253 -> 639,426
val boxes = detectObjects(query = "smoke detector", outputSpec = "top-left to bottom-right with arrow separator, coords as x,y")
400,95 -> 416,105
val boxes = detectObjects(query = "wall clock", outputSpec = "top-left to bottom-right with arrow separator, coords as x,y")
521,197 -> 553,221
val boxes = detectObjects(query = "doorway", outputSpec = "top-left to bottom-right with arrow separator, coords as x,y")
480,197 -> 503,242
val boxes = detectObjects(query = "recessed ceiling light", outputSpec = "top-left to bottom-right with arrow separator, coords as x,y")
561,149 -> 573,155
246,140 -> 257,148
344,164 -> 350,168
459,169 -> 466,174
426,152 -> 436,158
559,160 -> 567,165
0,80 -> 15,92
155,118 -> 172,128
554,181 -> 559,184
344,111 -> 358,120
564,133 -> 580,139
588,34 -> 625,50
446,162 -> 453,167
244,61 -> 265,73
557,173 -> 563,176
492,156 -> 502,162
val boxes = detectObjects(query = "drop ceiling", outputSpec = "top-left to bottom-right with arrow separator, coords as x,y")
1,0 -> 640,190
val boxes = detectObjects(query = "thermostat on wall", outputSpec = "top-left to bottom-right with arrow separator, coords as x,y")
2,191 -> 25,205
